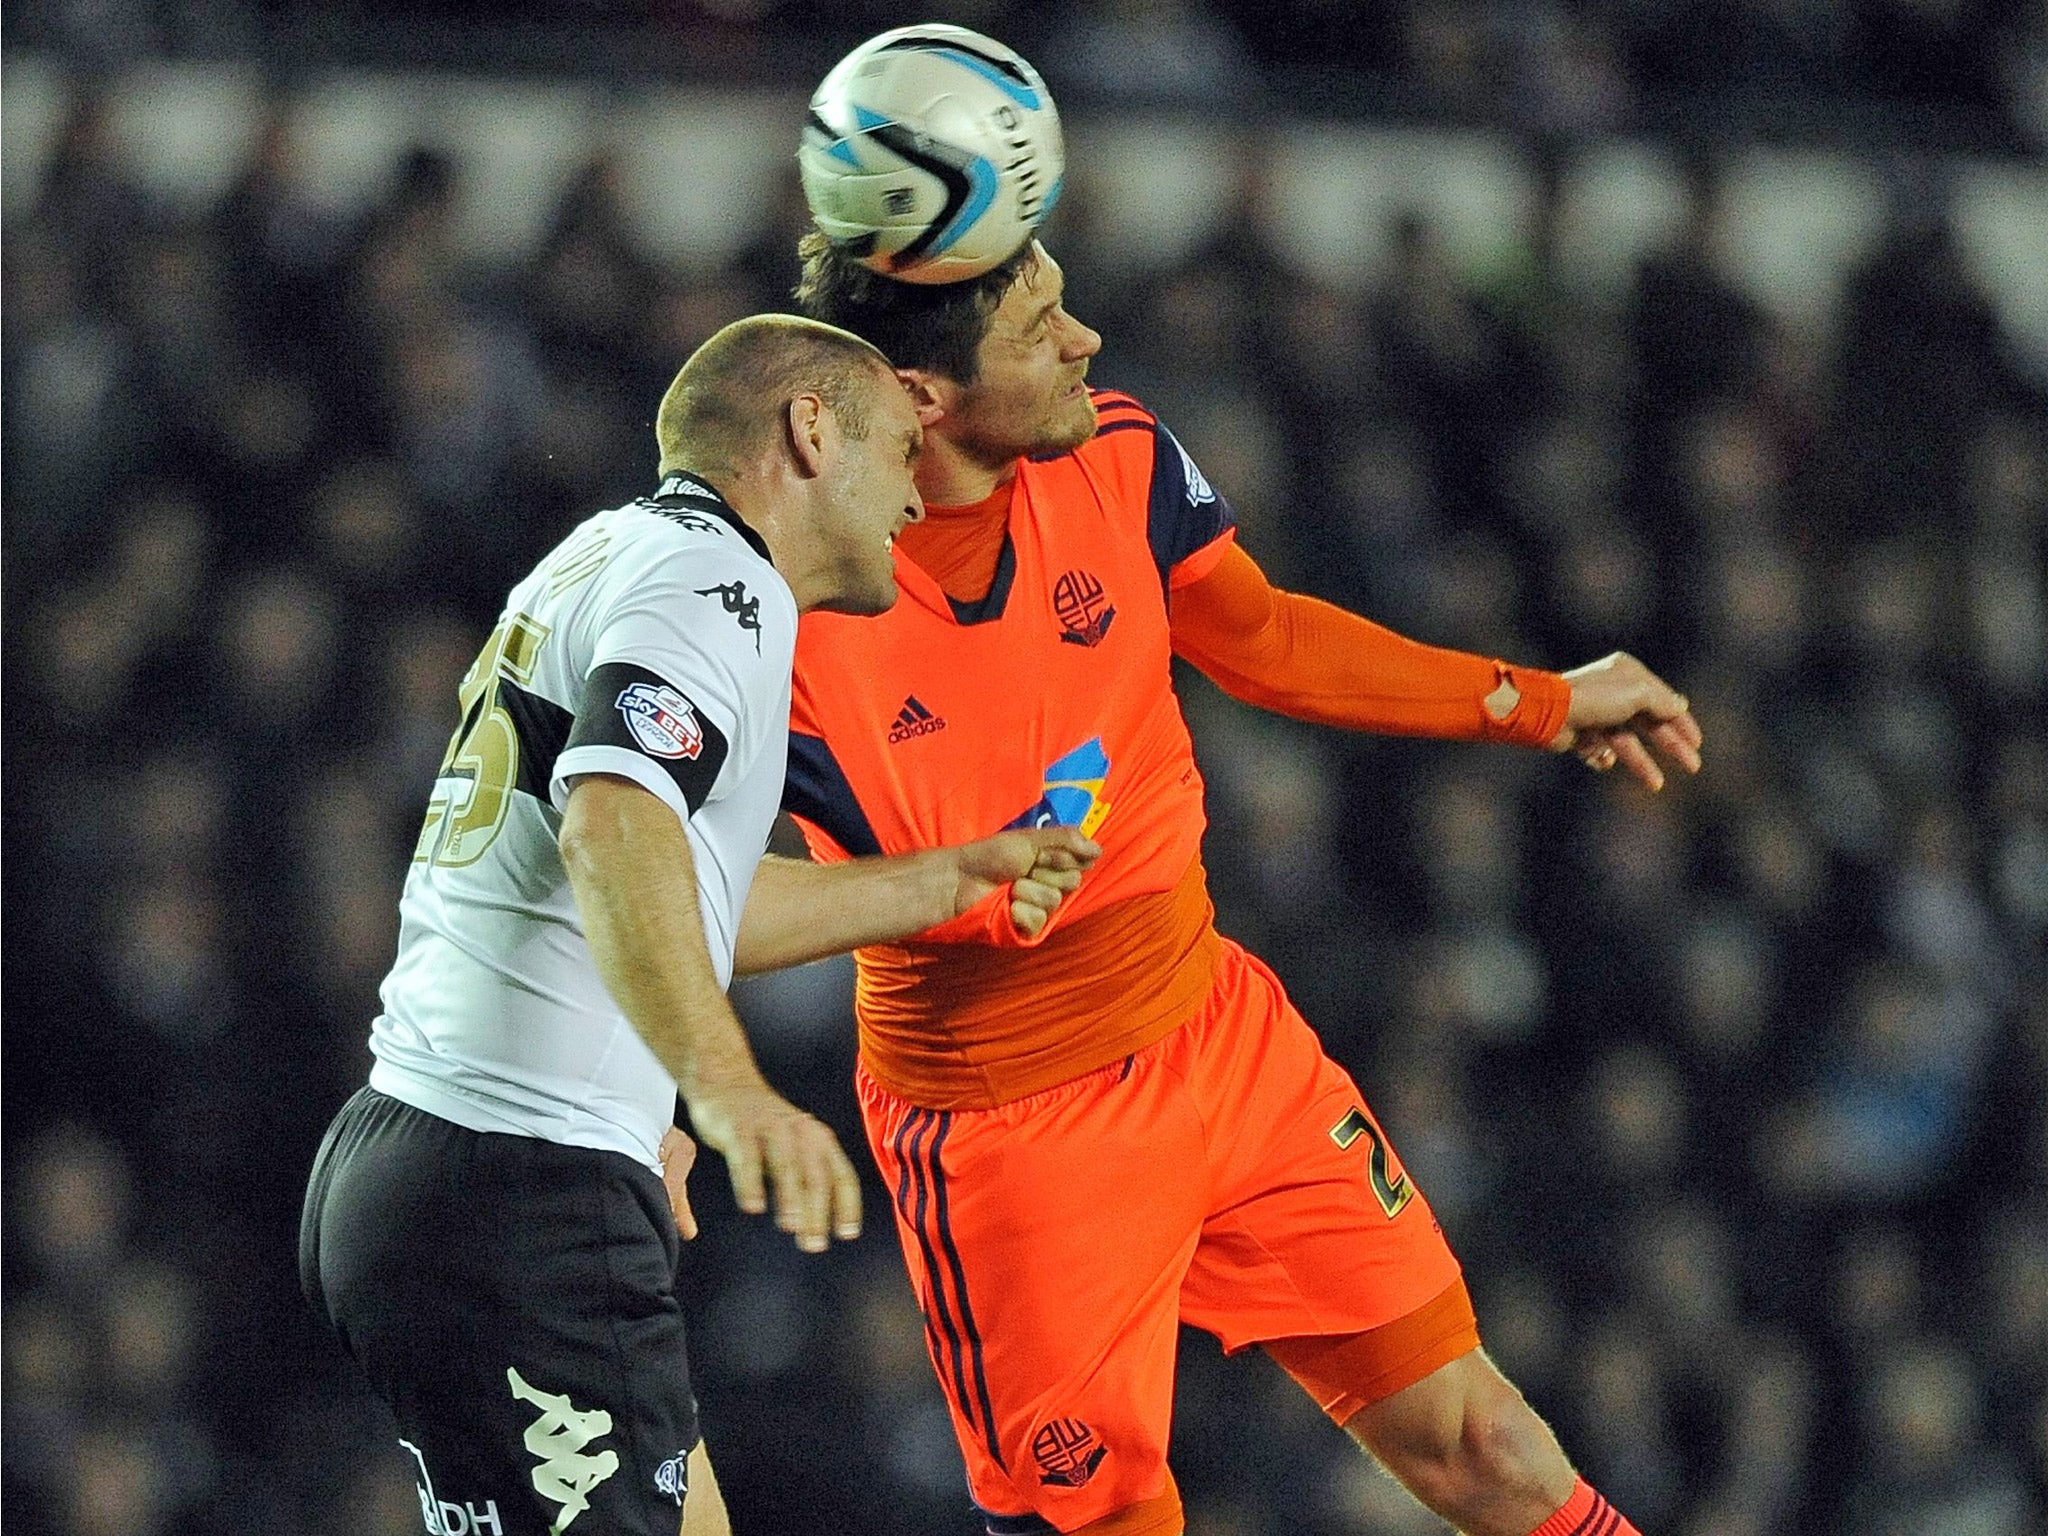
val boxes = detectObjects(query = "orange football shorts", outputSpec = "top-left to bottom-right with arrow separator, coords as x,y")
858,938 -> 1473,1533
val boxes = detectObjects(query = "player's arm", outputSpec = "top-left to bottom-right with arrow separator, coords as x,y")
733,825 -> 1100,976
559,772 -> 861,1252
1170,541 -> 1701,788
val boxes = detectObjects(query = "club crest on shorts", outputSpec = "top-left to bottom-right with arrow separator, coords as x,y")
616,682 -> 705,760
653,1447 -> 690,1505
1032,1417 -> 1107,1488
1052,568 -> 1115,647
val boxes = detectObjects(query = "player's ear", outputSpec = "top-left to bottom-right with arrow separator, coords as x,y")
896,368 -> 952,429
785,393 -> 828,477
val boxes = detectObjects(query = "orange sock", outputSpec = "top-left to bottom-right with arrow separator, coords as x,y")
1527,1476 -> 1640,1536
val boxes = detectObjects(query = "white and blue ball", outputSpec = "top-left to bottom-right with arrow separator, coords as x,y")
798,24 -> 1065,285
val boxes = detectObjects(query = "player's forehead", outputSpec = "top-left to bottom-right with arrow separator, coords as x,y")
877,371 -> 921,438
856,362 -> 921,446
990,243 -> 1064,336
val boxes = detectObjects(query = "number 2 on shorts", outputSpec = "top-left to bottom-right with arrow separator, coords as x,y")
1329,1106 -> 1414,1219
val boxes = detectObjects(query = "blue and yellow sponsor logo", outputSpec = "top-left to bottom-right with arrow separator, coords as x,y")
1005,737 -> 1111,839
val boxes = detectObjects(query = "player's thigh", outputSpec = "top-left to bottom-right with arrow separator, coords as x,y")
1264,1277 -> 1481,1430
858,1058 -> 1207,1528
1177,943 -> 1463,1357
307,1090 -> 702,1535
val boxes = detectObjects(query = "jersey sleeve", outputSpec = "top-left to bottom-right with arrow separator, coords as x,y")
781,672 -> 881,861
1170,541 -> 1573,747
1145,420 -> 1238,590
551,543 -> 789,825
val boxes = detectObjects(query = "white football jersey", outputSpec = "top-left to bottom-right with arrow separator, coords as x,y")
368,474 -> 796,1170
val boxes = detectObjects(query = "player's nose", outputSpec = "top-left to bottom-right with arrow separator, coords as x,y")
1061,313 -> 1103,361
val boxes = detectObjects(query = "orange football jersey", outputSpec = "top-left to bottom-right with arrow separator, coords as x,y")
787,391 -> 1234,1107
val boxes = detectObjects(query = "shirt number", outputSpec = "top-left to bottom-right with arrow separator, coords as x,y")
414,613 -> 551,867
1329,1106 -> 1415,1219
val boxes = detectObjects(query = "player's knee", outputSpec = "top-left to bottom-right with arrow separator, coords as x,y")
1450,1392 -> 1557,1495
1347,1354 -> 1561,1506
1362,1403 -> 1525,1508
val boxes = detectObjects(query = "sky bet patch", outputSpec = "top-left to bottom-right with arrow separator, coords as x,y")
616,682 -> 705,760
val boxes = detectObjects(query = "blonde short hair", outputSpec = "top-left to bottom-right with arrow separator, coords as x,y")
655,314 -> 893,478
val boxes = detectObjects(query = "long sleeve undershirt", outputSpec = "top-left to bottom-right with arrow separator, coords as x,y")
897,483 -> 1571,751
1169,541 -> 1572,748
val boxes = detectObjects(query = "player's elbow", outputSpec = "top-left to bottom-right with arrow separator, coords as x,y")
557,775 -> 633,884
557,815 -> 597,883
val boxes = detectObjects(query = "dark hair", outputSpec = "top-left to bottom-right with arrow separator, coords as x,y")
792,228 -> 1035,386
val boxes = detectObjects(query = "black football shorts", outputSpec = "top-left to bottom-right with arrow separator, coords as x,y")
301,1087 -> 699,1535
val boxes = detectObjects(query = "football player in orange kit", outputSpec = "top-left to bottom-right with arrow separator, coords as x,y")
762,231 -> 1701,1536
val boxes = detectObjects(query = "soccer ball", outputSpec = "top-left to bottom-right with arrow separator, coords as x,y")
798,24 -> 1065,285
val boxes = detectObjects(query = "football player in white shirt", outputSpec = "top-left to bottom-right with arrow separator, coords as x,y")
301,315 -> 1097,1536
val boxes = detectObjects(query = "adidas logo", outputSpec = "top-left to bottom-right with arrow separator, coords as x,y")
888,696 -> 947,743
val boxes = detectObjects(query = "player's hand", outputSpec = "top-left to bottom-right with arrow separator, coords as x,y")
1548,651 -> 1704,792
657,1125 -> 700,1241
948,826 -> 1102,937
683,1074 -> 863,1253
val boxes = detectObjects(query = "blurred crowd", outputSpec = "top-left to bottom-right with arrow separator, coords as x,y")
5,15 -> 2048,1536
6,0 -> 2045,149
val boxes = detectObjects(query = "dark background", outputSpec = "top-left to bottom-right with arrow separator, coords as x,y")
4,3 -> 2046,1534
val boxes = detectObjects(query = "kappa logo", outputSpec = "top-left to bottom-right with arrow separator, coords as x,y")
1032,1417 -> 1108,1488
696,581 -> 763,653
654,509 -> 723,537
887,695 -> 947,743
653,1448 -> 690,1506
616,681 -> 705,760
508,1368 -> 620,1533
1052,569 -> 1115,647
1005,737 -> 1111,839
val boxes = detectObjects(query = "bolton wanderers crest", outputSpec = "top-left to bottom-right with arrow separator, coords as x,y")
1052,569 -> 1115,647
